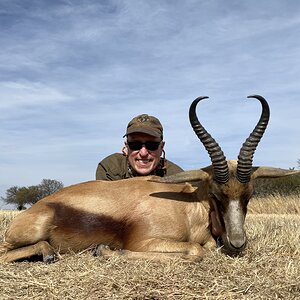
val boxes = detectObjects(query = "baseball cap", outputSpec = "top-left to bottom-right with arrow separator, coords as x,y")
123,114 -> 163,139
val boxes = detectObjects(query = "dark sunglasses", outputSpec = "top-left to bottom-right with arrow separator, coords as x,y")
127,141 -> 161,151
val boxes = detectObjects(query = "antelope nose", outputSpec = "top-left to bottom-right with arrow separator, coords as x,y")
230,240 -> 245,250
229,236 -> 246,250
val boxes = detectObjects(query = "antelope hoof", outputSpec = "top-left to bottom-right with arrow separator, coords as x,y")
43,254 -> 56,264
94,244 -> 112,258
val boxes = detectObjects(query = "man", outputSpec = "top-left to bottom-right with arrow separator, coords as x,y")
96,114 -> 183,180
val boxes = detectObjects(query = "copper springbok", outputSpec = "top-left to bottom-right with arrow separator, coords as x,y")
1,95 -> 299,263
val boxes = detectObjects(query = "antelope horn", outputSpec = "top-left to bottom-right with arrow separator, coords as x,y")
189,96 -> 229,184
237,95 -> 270,183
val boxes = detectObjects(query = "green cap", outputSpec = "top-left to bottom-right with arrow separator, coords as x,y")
124,114 -> 163,139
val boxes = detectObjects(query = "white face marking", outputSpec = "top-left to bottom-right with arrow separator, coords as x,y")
227,200 -> 244,232
224,200 -> 246,249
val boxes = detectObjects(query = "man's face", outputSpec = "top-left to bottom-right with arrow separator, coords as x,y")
125,132 -> 164,176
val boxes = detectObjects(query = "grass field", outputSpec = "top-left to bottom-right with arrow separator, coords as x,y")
0,195 -> 299,299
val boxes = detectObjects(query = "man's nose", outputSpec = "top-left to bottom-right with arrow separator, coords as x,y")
139,146 -> 149,155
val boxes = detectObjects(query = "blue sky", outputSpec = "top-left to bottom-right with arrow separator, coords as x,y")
1,0 -> 299,208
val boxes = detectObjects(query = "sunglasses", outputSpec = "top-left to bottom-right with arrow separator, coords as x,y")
127,141 -> 161,151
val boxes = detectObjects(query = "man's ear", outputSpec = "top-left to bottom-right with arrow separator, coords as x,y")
122,145 -> 128,156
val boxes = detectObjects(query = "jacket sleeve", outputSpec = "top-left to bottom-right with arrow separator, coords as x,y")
96,153 -> 128,180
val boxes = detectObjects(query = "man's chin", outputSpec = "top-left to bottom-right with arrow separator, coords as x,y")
136,169 -> 152,176
134,165 -> 154,176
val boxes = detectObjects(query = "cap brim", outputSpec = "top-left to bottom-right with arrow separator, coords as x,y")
123,127 -> 161,138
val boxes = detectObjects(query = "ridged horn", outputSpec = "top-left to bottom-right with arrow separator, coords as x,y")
189,96 -> 229,184
237,95 -> 270,183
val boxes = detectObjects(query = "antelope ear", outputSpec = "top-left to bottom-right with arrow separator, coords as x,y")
251,167 -> 300,179
151,169 -> 210,184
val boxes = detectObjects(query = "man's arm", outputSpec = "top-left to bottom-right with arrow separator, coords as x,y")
96,153 -> 129,180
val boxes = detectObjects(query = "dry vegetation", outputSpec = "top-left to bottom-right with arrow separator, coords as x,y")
0,195 -> 299,300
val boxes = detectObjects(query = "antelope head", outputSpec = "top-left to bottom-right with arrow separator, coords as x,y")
158,95 -> 299,255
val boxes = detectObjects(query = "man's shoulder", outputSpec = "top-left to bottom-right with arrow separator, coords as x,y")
97,153 -> 129,180
101,153 -> 127,165
165,159 -> 184,175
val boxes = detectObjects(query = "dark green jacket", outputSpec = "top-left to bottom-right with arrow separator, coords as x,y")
96,153 -> 183,181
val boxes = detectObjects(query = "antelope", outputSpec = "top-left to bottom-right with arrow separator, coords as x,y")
1,95 -> 299,263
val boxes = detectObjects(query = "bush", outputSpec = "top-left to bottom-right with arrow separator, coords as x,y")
254,174 -> 300,197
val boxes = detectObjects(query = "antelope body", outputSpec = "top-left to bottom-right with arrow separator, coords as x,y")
1,95 -> 298,263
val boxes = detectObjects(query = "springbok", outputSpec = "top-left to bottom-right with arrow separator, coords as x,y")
1,95 -> 299,263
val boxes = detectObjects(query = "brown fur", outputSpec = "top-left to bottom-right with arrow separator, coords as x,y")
0,177 -> 214,262
0,163 -> 299,263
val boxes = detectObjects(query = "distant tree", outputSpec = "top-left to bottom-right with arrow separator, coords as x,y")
34,179 -> 64,204
1,179 -> 64,210
1,186 -> 27,210
298,159 -> 300,169
15,186 -> 40,206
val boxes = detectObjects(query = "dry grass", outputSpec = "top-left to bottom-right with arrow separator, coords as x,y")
248,194 -> 300,214
0,196 -> 299,300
